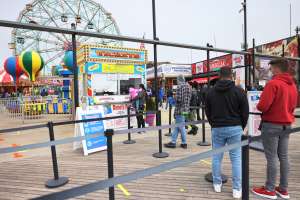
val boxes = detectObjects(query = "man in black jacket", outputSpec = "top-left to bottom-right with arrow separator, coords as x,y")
205,67 -> 249,199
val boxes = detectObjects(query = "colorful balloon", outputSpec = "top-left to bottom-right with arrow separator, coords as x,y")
63,51 -> 74,71
4,56 -> 23,83
54,65 -> 63,76
19,51 -> 44,82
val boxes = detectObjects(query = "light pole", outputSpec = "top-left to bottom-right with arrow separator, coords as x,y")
296,26 -> 300,86
151,0 -> 169,159
242,0 -> 249,87
71,23 -> 79,109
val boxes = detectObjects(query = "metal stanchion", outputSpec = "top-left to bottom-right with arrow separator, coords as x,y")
105,129 -> 115,200
165,105 -> 172,136
123,106 -> 136,144
153,110 -> 169,158
242,135 -> 250,200
196,107 -> 200,121
45,121 -> 69,188
197,105 -> 210,146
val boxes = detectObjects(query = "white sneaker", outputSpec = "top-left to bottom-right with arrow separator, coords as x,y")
213,184 -> 222,193
233,189 -> 242,199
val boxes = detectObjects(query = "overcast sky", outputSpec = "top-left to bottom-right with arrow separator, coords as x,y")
0,0 -> 299,68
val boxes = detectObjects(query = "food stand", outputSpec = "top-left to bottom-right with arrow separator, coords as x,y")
76,44 -> 147,130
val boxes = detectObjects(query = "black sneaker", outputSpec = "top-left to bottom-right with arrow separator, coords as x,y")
164,142 -> 176,148
180,144 -> 187,149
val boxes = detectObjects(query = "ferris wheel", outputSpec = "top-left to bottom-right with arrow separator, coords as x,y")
10,0 -> 122,75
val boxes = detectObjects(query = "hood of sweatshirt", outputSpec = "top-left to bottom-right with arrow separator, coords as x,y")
215,80 -> 235,92
273,73 -> 295,85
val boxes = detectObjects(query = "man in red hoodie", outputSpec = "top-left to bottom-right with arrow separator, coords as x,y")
252,58 -> 298,199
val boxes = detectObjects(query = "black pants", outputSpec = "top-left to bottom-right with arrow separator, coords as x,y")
136,111 -> 145,128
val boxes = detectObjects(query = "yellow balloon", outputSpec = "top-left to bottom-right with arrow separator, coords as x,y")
19,51 -> 44,82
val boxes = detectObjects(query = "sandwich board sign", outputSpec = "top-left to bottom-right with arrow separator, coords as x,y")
74,106 -> 107,155
247,91 -> 262,137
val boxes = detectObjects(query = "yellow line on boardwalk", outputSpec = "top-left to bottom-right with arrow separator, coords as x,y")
201,159 -> 211,165
117,184 -> 131,197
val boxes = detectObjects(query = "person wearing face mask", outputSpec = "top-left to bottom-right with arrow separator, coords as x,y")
252,59 -> 298,200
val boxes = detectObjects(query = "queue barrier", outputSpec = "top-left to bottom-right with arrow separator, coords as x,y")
0,110 -> 299,200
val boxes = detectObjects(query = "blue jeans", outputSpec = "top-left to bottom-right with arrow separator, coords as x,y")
165,97 -> 174,109
171,115 -> 186,144
212,126 -> 242,190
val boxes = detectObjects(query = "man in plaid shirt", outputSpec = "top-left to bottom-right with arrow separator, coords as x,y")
165,74 -> 192,149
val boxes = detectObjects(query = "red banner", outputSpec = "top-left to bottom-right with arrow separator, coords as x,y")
192,54 -> 232,75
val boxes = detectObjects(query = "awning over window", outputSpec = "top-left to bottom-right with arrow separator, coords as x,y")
190,76 -> 219,84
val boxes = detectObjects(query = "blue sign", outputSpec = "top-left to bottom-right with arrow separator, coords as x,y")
82,113 -> 106,152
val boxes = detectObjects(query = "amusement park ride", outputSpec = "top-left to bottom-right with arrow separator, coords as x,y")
8,0 -> 122,75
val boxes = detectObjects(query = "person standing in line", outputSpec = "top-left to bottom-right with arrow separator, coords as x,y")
205,67 -> 249,199
164,75 -> 192,149
165,87 -> 174,110
187,82 -> 199,135
158,86 -> 164,108
200,84 -> 209,105
252,59 -> 298,200
135,84 -> 147,132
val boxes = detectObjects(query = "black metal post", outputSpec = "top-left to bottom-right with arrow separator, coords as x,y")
164,105 -> 172,136
207,44 -> 211,87
297,29 -> 300,87
243,0 -> 249,88
45,121 -> 69,188
153,110 -> 169,158
197,105 -> 210,146
242,135 -> 250,200
152,0 -> 168,159
198,44 -> 211,146
71,24 -> 79,108
152,0 -> 159,111
252,39 -> 256,85
123,106 -> 136,144
105,129 -> 115,200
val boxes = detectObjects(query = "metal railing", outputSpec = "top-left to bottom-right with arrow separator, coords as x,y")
0,110 -> 299,200
0,96 -> 73,123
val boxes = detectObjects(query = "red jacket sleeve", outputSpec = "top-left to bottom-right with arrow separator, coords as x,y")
257,82 -> 277,113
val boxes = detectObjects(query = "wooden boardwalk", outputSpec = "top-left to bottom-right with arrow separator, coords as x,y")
0,122 -> 300,199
